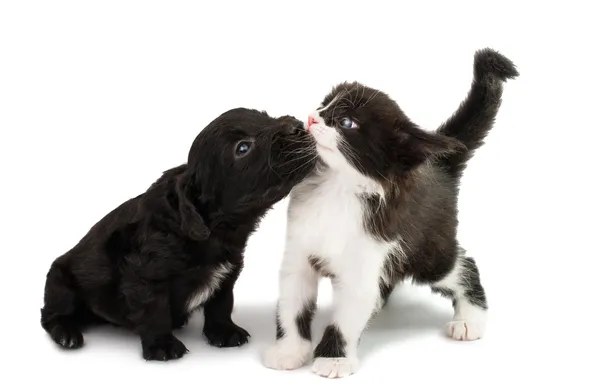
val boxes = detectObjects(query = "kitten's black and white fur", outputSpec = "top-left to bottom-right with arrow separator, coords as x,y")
262,49 -> 518,378
40,108 -> 317,361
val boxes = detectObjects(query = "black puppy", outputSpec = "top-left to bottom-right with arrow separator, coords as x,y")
40,108 -> 316,361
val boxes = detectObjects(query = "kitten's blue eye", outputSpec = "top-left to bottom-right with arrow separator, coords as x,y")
235,141 -> 253,157
339,117 -> 359,129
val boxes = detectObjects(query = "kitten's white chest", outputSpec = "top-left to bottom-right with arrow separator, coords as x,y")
287,170 -> 384,260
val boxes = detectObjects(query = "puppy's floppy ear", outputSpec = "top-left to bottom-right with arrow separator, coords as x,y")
176,176 -> 210,241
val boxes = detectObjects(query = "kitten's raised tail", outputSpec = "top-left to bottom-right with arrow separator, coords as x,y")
436,48 -> 519,178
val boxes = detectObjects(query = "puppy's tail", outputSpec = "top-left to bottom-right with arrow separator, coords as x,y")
436,48 -> 518,178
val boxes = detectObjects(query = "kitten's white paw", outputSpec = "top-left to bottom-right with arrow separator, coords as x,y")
312,357 -> 359,379
262,339 -> 312,370
446,319 -> 484,341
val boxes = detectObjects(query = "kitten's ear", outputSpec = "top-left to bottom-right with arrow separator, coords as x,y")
405,124 -> 467,158
176,176 -> 210,241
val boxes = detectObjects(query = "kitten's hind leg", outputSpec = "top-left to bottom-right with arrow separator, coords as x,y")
431,249 -> 488,341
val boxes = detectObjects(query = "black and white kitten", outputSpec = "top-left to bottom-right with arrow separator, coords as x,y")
262,49 -> 518,378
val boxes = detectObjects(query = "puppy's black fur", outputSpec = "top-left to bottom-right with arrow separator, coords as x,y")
40,108 -> 316,361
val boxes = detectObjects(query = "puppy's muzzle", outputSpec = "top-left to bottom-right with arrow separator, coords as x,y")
277,117 -> 305,137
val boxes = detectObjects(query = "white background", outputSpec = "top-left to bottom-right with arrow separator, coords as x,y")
1,1 -> 598,383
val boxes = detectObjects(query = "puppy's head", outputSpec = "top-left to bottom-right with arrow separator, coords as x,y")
186,108 -> 316,215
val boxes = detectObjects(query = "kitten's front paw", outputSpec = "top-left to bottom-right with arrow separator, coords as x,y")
203,321 -> 250,347
312,357 -> 359,379
446,319 -> 484,341
262,339 -> 312,370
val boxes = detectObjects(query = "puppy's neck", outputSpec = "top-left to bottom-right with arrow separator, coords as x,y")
206,206 -> 268,247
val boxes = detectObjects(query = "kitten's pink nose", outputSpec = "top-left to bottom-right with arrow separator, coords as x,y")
307,116 -> 317,131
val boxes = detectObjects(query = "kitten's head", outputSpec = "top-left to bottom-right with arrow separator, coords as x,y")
307,82 -> 465,181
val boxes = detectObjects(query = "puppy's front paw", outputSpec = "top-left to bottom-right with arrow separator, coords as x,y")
142,334 -> 188,361
262,339 -> 312,370
50,324 -> 83,349
203,322 -> 250,347
312,357 -> 359,379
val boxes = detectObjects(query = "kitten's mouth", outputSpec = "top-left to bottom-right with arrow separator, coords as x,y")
315,142 -> 334,152
308,131 -> 334,152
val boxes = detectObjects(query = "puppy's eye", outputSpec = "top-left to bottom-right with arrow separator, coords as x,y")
234,141 -> 253,157
339,117 -> 359,129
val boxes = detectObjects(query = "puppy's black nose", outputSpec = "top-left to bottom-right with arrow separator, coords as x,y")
283,120 -> 305,136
